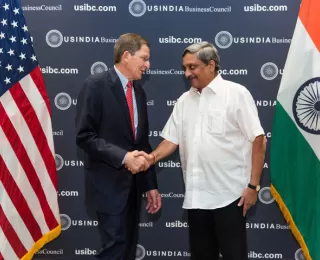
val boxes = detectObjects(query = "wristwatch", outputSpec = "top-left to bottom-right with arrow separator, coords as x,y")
248,183 -> 261,192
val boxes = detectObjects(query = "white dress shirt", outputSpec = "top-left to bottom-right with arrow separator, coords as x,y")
161,74 -> 264,209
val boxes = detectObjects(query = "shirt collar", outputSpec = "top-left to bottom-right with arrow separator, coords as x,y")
114,65 -> 131,90
207,73 -> 223,93
190,73 -> 223,95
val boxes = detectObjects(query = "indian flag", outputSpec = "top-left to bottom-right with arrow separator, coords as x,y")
270,0 -> 320,259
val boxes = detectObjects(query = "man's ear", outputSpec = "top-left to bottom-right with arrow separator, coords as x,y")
209,60 -> 215,72
122,50 -> 131,64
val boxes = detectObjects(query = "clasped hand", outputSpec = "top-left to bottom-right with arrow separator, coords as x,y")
124,150 -> 153,174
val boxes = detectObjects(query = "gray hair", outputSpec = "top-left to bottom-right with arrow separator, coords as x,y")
182,41 -> 221,71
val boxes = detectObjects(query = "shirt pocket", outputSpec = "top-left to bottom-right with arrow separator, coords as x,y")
206,109 -> 225,136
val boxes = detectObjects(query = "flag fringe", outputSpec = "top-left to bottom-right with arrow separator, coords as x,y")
270,185 -> 311,260
21,224 -> 61,260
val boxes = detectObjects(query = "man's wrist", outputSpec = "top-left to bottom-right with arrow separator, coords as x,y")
122,152 -> 129,165
150,152 -> 156,165
250,174 -> 261,186
248,183 -> 261,192
123,151 -> 134,165
249,181 -> 260,186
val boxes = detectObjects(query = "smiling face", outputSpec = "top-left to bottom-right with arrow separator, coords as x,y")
182,52 -> 216,90
114,33 -> 151,80
124,44 -> 150,80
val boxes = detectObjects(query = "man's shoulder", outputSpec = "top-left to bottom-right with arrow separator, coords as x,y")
85,71 -> 110,85
81,71 -> 116,95
222,78 -> 251,96
180,90 -> 194,100
176,91 -> 191,105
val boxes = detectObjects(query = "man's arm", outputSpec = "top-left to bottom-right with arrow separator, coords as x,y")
150,139 -> 178,164
250,135 -> 266,186
235,88 -> 266,215
75,76 -> 142,170
238,134 -> 266,216
149,97 -> 180,164
235,89 -> 266,185
136,139 -> 178,166
132,95 -> 180,170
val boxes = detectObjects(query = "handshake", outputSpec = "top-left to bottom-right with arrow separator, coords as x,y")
124,150 -> 155,174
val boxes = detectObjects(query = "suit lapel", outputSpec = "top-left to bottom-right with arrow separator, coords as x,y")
134,83 -> 144,143
109,68 -> 134,141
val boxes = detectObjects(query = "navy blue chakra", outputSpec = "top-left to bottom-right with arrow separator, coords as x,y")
293,77 -> 320,135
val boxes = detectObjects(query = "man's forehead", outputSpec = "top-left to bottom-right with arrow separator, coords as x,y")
135,49 -> 149,58
183,58 -> 201,66
184,52 -> 200,60
140,44 -> 150,51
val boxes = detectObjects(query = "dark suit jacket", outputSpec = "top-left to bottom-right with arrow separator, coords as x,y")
75,68 -> 157,215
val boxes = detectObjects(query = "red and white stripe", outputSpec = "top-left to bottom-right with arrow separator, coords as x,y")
0,67 -> 60,259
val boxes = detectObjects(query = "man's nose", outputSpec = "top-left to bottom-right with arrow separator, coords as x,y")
144,61 -> 150,69
184,69 -> 191,78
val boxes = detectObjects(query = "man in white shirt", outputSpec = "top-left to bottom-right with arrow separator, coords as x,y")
133,41 -> 266,260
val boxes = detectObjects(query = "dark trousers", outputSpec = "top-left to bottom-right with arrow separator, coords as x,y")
188,198 -> 247,260
95,177 -> 140,260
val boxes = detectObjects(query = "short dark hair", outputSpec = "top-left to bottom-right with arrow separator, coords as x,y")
114,33 -> 150,64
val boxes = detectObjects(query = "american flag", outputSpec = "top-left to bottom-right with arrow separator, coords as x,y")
0,0 -> 61,259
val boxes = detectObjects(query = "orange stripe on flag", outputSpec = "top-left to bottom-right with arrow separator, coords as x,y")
299,0 -> 320,52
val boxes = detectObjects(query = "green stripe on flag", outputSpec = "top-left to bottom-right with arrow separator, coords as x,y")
270,102 -> 320,260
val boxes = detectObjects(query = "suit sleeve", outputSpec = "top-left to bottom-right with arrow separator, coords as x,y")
140,90 -> 158,192
75,76 -> 127,169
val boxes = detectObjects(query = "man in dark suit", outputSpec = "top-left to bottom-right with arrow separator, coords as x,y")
75,33 -> 161,260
